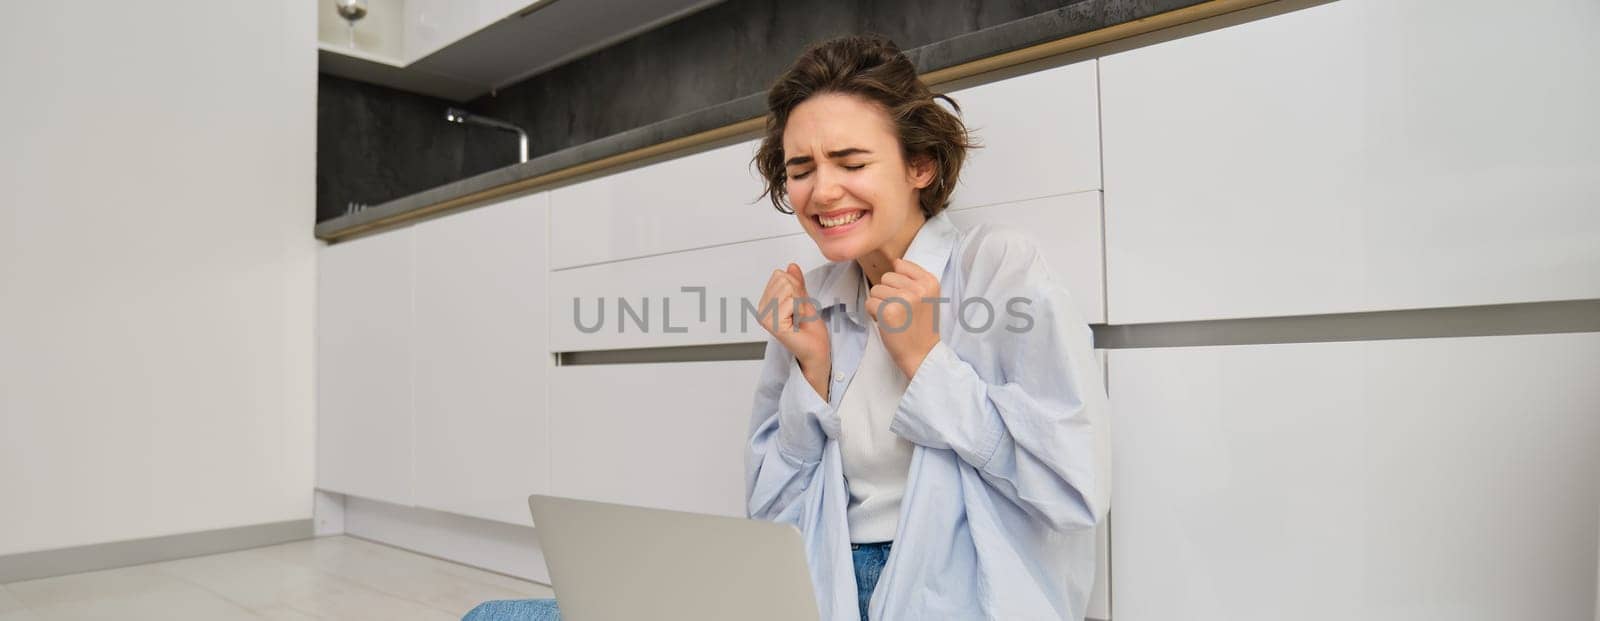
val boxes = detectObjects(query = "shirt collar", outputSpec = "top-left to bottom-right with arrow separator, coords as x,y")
813,210 -> 960,327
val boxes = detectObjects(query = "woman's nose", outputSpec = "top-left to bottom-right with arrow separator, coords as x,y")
813,166 -> 845,204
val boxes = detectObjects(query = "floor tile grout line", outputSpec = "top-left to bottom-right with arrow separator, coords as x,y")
146,555 -> 297,619
0,583 -> 29,617
286,560 -> 455,618
6,562 -> 255,618
342,534 -> 555,591
275,536 -> 542,616
139,535 -> 459,619
259,538 -> 471,617
278,601 -> 331,621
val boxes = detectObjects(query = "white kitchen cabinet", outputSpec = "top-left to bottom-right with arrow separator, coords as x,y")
549,190 -> 1105,353
316,228 -> 415,507
548,138 -> 778,270
547,360 -> 764,518
316,0 -> 407,62
1107,333 -> 1600,621
1089,349 -> 1110,620
1100,0 -> 1600,324
404,0 -> 527,60
549,233 -> 827,352
947,58 -> 1101,210
412,192 -> 553,526
947,191 -> 1105,324
1089,516 -> 1110,620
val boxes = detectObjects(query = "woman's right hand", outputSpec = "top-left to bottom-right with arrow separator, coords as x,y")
759,263 -> 831,375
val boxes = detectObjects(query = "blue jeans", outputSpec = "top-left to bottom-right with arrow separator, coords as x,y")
462,540 -> 893,621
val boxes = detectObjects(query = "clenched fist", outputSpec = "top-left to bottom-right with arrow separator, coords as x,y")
758,263 -> 832,394
865,258 -> 943,378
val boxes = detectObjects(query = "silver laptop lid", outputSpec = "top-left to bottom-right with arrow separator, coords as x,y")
527,494 -> 821,621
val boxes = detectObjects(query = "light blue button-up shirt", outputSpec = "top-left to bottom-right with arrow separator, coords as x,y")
745,210 -> 1112,620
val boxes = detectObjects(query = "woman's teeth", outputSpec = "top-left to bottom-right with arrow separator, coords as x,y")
820,211 -> 863,228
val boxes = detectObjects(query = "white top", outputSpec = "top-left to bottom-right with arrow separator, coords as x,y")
837,271 -> 915,544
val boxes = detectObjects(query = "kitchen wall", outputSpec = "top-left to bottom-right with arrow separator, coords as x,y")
460,0 -> 1193,165
0,2 -> 318,557
314,0 -> 1600,618
316,0 -> 1207,220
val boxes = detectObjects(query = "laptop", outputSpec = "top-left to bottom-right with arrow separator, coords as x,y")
527,494 -> 822,621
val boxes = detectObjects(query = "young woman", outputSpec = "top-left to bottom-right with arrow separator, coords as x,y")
744,34 -> 1110,620
464,34 -> 1108,621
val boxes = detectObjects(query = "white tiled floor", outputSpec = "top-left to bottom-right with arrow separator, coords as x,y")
1,536 -> 554,621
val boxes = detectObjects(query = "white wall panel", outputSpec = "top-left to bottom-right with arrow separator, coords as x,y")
413,193 -> 553,526
947,59 -> 1101,209
1,0 -> 317,555
947,192 -> 1105,324
1108,333 -> 1600,621
548,139 -> 781,269
547,360 -> 764,518
1101,0 -> 1600,324
317,229 -> 415,507
940,59 -> 1107,208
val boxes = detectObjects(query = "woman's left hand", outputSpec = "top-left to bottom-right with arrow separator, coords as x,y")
866,258 -> 943,378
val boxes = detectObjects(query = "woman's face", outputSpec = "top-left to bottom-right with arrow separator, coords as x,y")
782,92 -> 934,262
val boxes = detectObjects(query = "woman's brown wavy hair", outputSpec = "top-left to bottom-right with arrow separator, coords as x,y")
751,33 -> 979,219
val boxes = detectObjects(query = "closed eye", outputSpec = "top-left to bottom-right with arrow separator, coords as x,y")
788,164 -> 865,181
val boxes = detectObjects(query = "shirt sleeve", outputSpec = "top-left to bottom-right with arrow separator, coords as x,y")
744,332 -> 839,524
888,226 -> 1112,533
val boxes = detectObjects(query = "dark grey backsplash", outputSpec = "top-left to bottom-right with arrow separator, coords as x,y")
317,75 -> 519,223
317,0 -> 1175,222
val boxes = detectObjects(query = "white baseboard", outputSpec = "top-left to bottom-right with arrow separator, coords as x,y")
313,489 -> 347,536
0,519 -> 312,583
336,491 -> 551,585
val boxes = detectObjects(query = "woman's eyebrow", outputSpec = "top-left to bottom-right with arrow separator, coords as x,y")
784,147 -> 873,167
